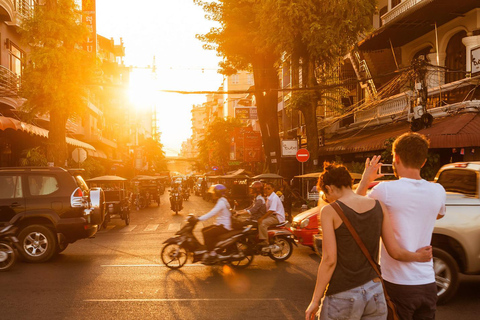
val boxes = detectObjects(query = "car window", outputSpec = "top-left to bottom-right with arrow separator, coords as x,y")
0,175 -> 23,199
437,169 -> 477,196
74,175 -> 89,192
28,175 -> 59,196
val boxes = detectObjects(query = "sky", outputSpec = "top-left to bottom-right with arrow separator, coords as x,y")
95,0 -> 224,156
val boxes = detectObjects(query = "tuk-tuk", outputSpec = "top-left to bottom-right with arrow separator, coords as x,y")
131,176 -> 162,210
86,175 -> 130,227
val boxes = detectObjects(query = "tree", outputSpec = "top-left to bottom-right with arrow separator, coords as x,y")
20,0 -> 94,166
258,0 -> 376,171
195,0 -> 282,173
140,137 -> 168,174
197,118 -> 242,173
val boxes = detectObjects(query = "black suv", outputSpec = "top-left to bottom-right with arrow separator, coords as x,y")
0,167 -> 105,262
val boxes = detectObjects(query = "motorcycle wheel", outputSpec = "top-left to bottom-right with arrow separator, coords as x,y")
0,241 -> 16,271
161,243 -> 188,269
229,240 -> 254,269
268,237 -> 293,261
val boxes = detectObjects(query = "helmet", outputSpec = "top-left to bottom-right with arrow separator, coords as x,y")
208,184 -> 227,197
249,181 -> 264,194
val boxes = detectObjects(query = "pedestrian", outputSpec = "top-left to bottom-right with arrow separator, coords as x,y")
305,162 -> 433,320
257,182 -> 285,246
281,179 -> 294,223
356,132 -> 446,320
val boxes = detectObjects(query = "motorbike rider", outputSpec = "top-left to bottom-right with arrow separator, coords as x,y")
169,181 -> 183,211
258,182 -> 285,247
238,181 -> 266,221
197,184 -> 232,263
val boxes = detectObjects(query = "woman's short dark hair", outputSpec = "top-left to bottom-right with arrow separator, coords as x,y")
317,162 -> 353,193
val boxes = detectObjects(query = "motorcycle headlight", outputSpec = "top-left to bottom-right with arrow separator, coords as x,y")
300,218 -> 310,229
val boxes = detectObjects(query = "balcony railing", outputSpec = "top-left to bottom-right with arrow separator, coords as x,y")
15,0 -> 33,19
353,76 -> 480,125
381,0 -> 425,25
0,66 -> 20,97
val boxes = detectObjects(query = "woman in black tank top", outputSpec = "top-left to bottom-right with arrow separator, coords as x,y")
305,163 -> 432,320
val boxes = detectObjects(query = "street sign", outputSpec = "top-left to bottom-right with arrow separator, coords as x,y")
72,148 -> 87,163
296,149 -> 310,163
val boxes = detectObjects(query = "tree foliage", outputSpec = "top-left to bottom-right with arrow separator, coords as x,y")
139,137 -> 168,174
197,117 -> 242,173
20,0 -> 95,166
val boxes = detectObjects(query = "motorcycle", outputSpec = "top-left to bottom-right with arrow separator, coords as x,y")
182,189 -> 190,201
169,189 -> 183,214
160,214 -> 296,269
161,214 -> 254,269
0,224 -> 19,271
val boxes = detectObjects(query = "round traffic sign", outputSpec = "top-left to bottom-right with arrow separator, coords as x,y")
296,149 -> 310,162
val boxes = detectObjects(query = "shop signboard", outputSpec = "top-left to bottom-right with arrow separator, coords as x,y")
281,139 -> 298,157
235,107 -> 258,120
472,46 -> 480,75
82,0 -> 96,56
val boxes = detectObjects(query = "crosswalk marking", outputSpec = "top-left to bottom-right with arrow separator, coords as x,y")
167,223 -> 181,231
119,225 -> 137,232
143,224 -> 159,232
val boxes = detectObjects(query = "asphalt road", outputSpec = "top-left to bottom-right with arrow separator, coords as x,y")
1,193 -> 479,320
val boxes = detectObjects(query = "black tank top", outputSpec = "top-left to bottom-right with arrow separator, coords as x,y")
325,200 -> 383,296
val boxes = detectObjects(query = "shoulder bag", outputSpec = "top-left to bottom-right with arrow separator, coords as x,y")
331,201 -> 399,320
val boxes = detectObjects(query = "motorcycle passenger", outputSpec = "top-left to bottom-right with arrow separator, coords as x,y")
242,181 -> 266,220
258,182 -> 286,247
197,184 -> 232,263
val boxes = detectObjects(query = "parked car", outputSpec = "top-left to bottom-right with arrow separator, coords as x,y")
291,206 -> 321,249
0,167 -> 105,262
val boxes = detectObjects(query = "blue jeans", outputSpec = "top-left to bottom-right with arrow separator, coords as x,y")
319,279 -> 387,320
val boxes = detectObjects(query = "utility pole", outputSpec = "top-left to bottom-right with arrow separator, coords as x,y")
410,58 -> 433,131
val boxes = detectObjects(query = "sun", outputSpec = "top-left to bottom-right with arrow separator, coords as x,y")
128,69 -> 158,112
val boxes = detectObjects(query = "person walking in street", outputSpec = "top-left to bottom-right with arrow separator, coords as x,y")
355,132 -> 446,320
197,184 -> 232,263
257,182 -> 285,246
305,162 -> 433,320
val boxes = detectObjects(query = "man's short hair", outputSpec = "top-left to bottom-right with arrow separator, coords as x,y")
393,132 -> 429,169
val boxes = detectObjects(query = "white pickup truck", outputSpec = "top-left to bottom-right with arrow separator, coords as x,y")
433,162 -> 480,304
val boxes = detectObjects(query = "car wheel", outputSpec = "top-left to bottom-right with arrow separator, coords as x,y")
433,247 -> 460,305
18,225 -> 57,263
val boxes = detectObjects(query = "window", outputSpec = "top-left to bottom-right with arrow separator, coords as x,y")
28,176 -> 59,196
0,175 -> 23,199
437,169 -> 477,196
231,74 -> 239,84
7,41 -> 25,77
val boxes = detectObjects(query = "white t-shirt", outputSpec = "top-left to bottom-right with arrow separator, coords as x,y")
198,197 -> 232,230
368,178 -> 446,285
266,192 -> 286,223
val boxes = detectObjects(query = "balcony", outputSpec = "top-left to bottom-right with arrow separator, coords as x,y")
4,0 -> 34,27
381,0 -> 426,26
352,76 -> 480,127
0,65 -> 20,97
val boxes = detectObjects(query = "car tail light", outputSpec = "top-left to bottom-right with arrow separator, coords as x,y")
73,188 -> 83,197
71,187 -> 87,208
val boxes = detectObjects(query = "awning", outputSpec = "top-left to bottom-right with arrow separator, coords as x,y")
319,112 -> 480,155
87,149 -> 107,159
0,116 -> 96,151
295,172 -> 363,180
358,0 -> 478,51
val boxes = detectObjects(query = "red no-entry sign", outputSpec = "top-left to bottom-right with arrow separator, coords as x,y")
296,149 -> 310,162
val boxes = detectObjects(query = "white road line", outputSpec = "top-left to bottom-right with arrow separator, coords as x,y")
101,264 -> 201,267
167,223 -> 181,231
119,225 -> 137,233
84,298 -> 285,302
143,224 -> 159,232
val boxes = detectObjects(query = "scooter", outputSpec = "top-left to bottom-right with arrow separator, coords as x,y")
169,189 -> 183,214
0,224 -> 19,271
182,189 -> 190,201
161,214 -> 254,269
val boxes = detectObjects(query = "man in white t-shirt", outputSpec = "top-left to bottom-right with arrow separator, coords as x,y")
356,132 -> 446,320
257,182 -> 285,246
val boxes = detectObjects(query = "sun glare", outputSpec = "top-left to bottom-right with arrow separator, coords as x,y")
128,69 -> 158,112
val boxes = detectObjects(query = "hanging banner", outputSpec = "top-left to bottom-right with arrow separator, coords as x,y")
83,0 -> 96,56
